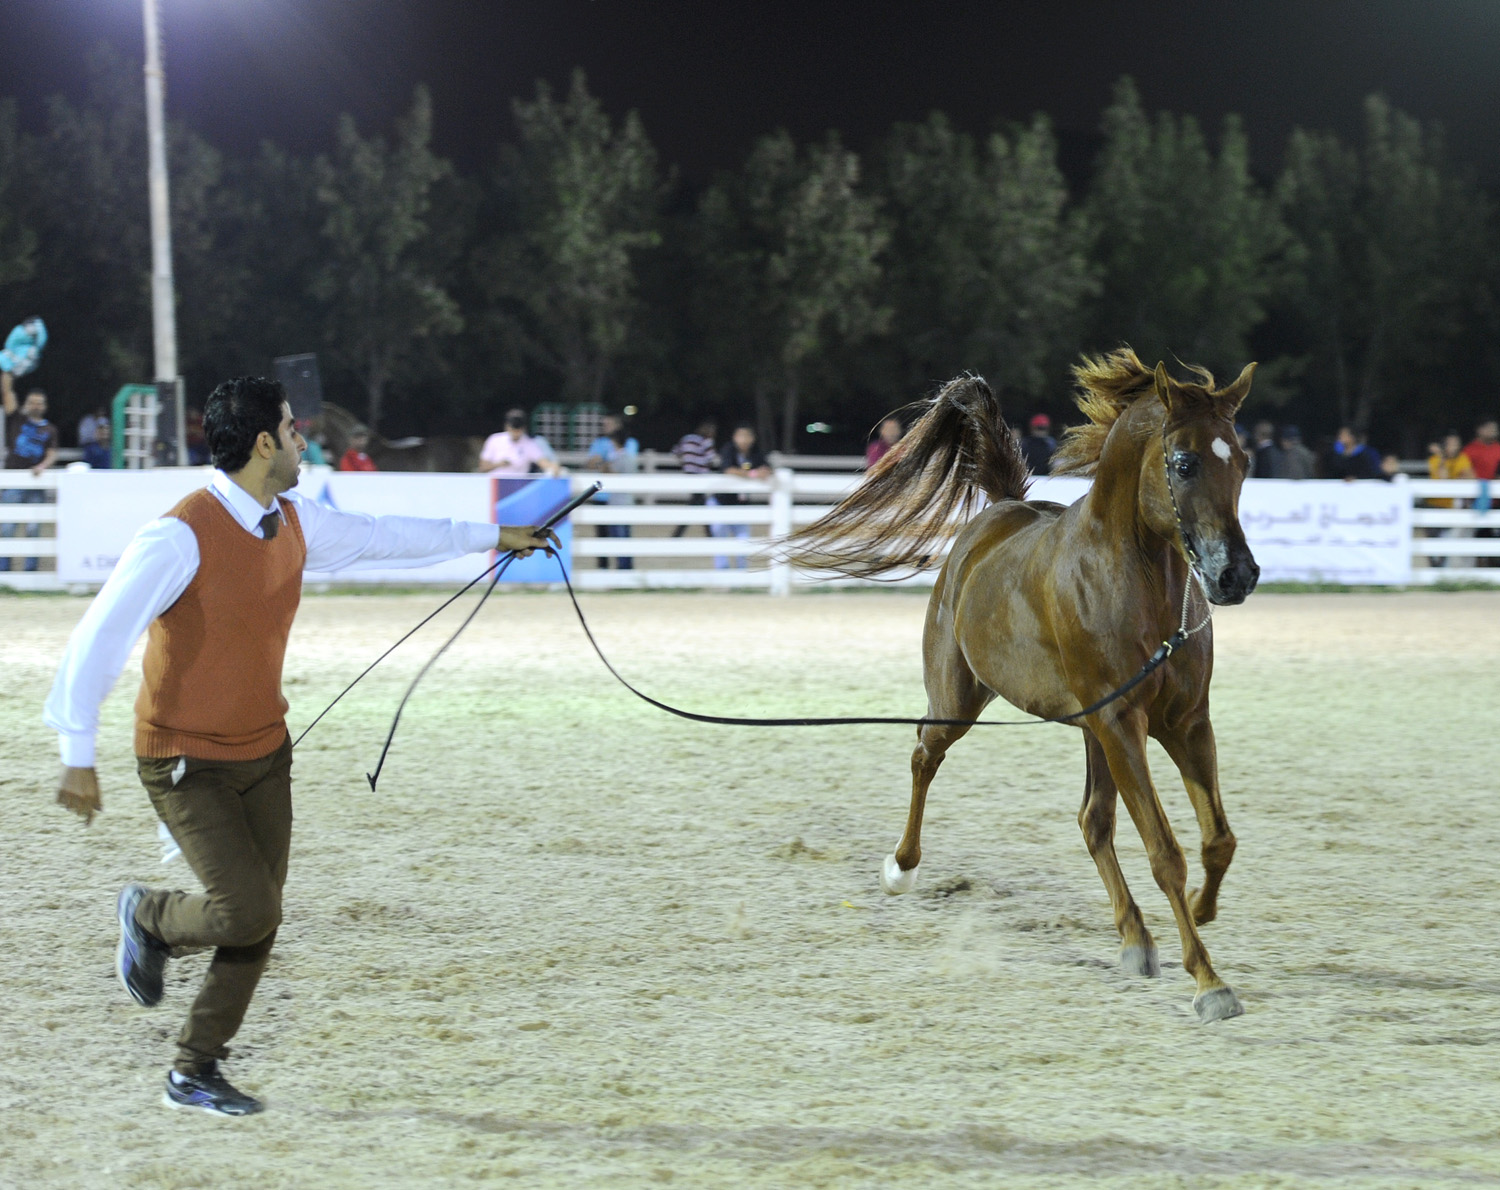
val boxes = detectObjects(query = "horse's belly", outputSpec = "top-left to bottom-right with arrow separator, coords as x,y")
954,586 -> 1077,720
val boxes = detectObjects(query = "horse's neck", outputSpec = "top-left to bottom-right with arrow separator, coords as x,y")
1083,405 -> 1144,530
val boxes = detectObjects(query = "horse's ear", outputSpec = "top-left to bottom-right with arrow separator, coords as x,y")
1152,361 -> 1177,411
1217,362 -> 1257,413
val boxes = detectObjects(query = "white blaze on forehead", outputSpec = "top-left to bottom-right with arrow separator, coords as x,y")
1211,436 -> 1233,462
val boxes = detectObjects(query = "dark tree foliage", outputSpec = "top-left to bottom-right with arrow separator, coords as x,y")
0,53 -> 1495,453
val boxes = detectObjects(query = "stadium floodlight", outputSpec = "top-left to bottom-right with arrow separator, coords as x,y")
141,0 -> 185,463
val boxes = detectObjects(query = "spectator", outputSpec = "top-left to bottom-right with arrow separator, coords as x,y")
670,418 -> 719,538
1251,421 -> 1284,479
716,423 -> 772,569
865,416 -> 904,469
1426,431 -> 1475,568
298,424 -> 327,466
1,386 -> 59,572
586,414 -> 639,570
1278,425 -> 1317,480
1429,431 -> 1476,490
1324,426 -> 1383,481
1380,453 -> 1402,481
1019,414 -> 1057,476
1462,418 -> 1500,481
1461,419 -> 1500,565
78,405 -> 108,447
479,408 -> 562,477
338,426 -> 378,472
185,407 -> 210,466
81,419 -> 112,469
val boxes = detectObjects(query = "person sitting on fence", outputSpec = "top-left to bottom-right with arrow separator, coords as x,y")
339,426 -> 378,472
866,416 -> 904,469
670,418 -> 719,538
586,414 -> 638,570
715,423 -> 771,570
1,385 -> 58,573
479,408 -> 562,478
82,419 -> 113,469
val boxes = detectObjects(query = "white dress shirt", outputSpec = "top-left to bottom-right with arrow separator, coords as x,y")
44,470 -> 500,767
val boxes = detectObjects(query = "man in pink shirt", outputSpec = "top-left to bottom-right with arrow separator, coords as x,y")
479,409 -> 562,477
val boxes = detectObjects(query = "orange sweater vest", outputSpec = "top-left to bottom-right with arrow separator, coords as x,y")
134,488 -> 307,760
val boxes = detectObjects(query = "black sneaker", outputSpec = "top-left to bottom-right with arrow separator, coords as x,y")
163,1063 -> 264,1116
116,884 -> 169,1007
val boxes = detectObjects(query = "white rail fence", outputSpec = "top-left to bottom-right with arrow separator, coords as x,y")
2,469 -> 1498,591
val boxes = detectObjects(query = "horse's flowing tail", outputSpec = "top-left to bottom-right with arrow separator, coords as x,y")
783,375 -> 1028,578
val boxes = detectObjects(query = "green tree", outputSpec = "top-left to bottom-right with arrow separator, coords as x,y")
477,70 -> 663,409
312,86 -> 462,430
880,111 -> 1096,405
1277,95 -> 1493,432
1085,77 -> 1290,380
697,130 -> 889,450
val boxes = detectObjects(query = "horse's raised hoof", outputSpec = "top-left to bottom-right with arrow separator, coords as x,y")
1119,944 -> 1160,978
880,854 -> 919,895
1193,986 -> 1245,1023
1189,887 -> 1218,926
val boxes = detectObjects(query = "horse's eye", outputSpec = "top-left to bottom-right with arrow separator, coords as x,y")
1172,452 -> 1200,479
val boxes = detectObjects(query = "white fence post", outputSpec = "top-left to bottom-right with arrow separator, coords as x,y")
769,466 -> 794,596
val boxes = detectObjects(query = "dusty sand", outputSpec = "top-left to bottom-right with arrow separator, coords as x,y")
2,589 -> 1499,1188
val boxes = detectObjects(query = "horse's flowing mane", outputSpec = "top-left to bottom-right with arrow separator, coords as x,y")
1051,347 -> 1218,477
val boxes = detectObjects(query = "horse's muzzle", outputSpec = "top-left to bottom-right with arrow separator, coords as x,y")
1208,551 -> 1260,605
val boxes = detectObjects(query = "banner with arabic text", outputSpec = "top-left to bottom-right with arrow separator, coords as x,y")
1235,480 -> 1411,585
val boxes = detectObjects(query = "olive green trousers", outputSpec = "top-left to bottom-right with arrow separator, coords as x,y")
133,735 -> 292,1074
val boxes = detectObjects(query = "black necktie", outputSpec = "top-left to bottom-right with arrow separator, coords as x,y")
259,512 -> 279,540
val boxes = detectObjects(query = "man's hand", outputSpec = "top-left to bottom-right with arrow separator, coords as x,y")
498,525 -> 560,558
57,766 -> 102,825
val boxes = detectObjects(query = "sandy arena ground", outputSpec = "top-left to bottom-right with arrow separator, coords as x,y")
3,588 -> 1500,1188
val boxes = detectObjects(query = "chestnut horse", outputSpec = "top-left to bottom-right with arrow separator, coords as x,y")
788,349 -> 1260,1021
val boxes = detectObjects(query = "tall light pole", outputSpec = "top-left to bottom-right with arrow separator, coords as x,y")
142,0 -> 177,382
142,0 -> 184,464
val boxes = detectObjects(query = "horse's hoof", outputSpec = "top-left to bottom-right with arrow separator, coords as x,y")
1193,986 -> 1245,1023
1189,886 -> 1218,926
1119,944 -> 1160,978
880,854 -> 918,895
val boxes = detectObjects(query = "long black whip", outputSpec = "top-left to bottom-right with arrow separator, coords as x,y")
548,550 -> 1193,730
362,481 -> 603,790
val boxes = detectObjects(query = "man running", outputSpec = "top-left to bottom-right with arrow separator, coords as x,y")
45,376 -> 555,1117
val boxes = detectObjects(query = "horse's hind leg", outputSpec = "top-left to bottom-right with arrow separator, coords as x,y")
1157,716 -> 1235,927
880,643 -> 989,895
1079,731 -> 1158,976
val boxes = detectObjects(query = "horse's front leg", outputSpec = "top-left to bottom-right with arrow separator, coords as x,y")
1079,730 -> 1158,976
1157,716 -> 1235,926
1093,709 -> 1243,1022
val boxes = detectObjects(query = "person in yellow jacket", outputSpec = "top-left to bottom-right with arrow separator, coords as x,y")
1428,431 -> 1475,504
1427,431 -> 1475,567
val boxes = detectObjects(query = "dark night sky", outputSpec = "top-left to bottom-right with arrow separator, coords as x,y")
4,0 -> 1500,186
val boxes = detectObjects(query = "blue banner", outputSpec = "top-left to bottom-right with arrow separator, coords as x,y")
492,476 -> 573,582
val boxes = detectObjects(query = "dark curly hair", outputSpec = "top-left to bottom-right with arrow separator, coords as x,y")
203,376 -> 288,472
